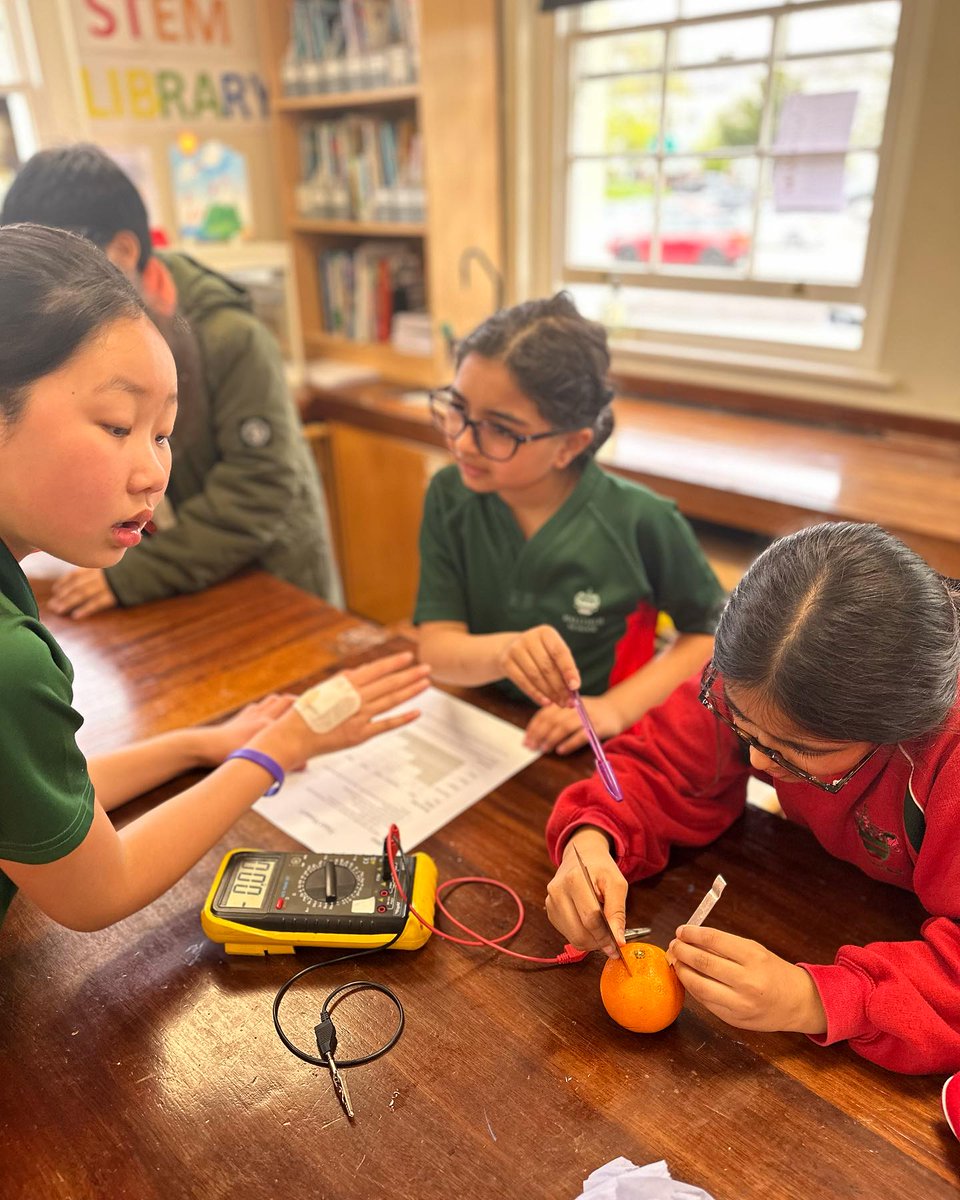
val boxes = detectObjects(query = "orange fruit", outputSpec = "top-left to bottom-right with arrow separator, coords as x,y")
599,943 -> 684,1033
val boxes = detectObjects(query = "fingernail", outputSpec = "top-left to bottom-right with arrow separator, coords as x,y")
676,925 -> 685,938
606,947 -> 620,959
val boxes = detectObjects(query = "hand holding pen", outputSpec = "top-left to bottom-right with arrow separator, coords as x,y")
499,624 -> 582,709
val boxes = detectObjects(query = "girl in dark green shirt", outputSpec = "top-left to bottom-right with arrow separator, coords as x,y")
0,224 -> 428,933
415,293 -> 723,755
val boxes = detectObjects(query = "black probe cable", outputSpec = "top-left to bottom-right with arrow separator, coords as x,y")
272,937 -> 406,1069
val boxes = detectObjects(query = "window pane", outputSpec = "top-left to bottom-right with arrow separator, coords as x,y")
773,52 -> 894,147
567,157 -> 658,268
0,97 -> 22,205
580,0 -> 679,31
664,64 -> 767,153
674,17 -> 772,66
753,151 -> 877,284
573,30 -> 664,78
571,72 -> 663,156
0,6 -> 20,86
659,157 -> 756,270
783,2 -> 900,56
566,282 -> 864,352
680,0 -> 777,18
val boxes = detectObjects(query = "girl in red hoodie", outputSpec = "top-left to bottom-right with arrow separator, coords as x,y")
545,521 -> 960,1075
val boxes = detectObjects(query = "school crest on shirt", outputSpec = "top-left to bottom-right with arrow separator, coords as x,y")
854,799 -> 905,877
574,589 -> 601,616
563,588 -> 605,634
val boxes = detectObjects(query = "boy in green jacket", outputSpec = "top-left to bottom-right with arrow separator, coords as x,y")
1,144 -> 342,615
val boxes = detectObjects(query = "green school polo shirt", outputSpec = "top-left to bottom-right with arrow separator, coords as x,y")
0,541 -> 95,928
414,462 -> 724,698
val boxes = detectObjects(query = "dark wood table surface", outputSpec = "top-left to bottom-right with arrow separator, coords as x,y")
1,572 -> 957,1200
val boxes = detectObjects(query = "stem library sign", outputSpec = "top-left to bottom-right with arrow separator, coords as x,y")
76,0 -> 269,123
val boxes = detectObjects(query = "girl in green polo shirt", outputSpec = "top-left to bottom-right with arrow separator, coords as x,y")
414,292 -> 724,755
0,224 -> 429,932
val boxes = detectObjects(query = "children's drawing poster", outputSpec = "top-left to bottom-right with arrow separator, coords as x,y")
168,135 -> 251,242
67,0 -> 282,239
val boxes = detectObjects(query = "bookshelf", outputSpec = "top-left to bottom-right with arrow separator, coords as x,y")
257,0 -> 503,388
275,84 -> 421,112
290,218 -> 426,237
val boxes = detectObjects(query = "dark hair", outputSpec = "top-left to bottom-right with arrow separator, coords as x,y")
0,223 -> 146,426
455,291 -> 613,467
714,521 -> 960,744
0,144 -> 152,272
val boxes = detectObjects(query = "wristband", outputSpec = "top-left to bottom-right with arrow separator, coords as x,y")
226,748 -> 285,796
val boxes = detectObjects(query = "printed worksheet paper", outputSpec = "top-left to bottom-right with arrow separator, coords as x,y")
254,687 -> 540,851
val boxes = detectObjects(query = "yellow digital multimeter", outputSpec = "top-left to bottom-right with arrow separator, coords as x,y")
201,848 -> 437,955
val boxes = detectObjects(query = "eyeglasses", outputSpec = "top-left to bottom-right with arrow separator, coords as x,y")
698,664 -> 879,794
428,387 -> 568,462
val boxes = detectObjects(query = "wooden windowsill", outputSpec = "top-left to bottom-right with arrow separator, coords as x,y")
299,380 -> 960,576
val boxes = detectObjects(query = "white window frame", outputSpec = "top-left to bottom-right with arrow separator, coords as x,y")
506,0 -> 937,394
0,0 -> 46,164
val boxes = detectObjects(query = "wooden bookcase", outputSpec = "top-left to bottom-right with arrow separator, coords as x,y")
257,1 -> 503,388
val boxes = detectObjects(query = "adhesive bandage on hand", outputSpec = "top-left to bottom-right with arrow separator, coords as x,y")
294,675 -> 362,732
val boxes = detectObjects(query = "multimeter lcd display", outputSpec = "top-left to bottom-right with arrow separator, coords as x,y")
221,857 -> 278,909
211,850 -> 417,936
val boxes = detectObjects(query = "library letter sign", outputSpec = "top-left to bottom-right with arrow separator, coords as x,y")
76,0 -> 269,125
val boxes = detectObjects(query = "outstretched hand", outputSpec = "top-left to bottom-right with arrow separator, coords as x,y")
308,651 -> 433,753
202,694 -> 299,766
667,925 -> 827,1034
245,651 -> 432,770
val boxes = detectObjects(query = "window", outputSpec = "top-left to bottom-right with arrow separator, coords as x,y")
0,0 -> 40,207
548,0 -> 914,361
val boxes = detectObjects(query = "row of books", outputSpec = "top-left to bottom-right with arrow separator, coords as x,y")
296,116 -> 426,223
283,0 -> 420,95
318,242 -> 426,343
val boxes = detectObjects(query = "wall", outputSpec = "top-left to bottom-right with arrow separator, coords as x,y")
878,0 -> 960,420
27,0 -> 281,242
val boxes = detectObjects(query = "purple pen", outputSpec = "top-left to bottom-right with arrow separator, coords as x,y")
571,691 -> 623,801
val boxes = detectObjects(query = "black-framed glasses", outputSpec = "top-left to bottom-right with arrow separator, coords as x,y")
429,387 -> 568,462
698,664 -> 880,794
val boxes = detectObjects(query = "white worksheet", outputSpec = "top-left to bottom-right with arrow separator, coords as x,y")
254,687 -> 540,852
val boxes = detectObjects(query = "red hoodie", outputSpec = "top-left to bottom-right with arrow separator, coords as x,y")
546,673 -> 960,1074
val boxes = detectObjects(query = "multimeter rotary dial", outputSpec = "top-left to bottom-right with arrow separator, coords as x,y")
300,860 -> 361,906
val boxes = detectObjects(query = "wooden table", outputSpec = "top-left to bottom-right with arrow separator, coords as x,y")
1,574 -> 957,1200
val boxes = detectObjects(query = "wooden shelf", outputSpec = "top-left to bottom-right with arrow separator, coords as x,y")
274,84 -> 421,112
290,217 -> 427,238
305,332 -> 436,386
259,0 -> 502,387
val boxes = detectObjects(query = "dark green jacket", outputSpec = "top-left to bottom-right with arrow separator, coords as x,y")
106,252 -> 342,606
